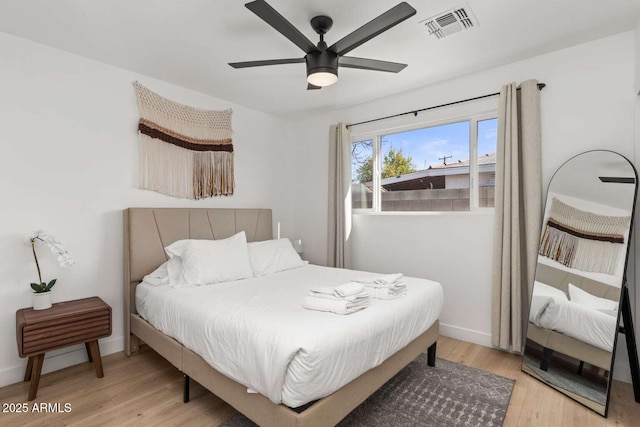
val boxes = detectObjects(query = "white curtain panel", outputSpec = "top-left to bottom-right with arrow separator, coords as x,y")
492,80 -> 542,351
327,123 -> 352,268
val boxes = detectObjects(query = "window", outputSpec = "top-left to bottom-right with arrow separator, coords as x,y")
351,114 -> 497,212
351,139 -> 373,209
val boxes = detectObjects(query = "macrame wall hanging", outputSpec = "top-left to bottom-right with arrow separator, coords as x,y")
134,82 -> 234,199
539,197 -> 630,275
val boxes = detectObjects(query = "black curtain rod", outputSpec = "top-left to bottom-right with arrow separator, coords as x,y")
346,83 -> 546,129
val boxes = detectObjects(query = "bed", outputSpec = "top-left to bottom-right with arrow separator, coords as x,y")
124,208 -> 442,426
526,263 -> 620,371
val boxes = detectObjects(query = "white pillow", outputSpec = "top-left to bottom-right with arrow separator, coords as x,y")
568,283 -> 618,315
164,231 -> 253,286
532,281 -> 568,301
142,257 -> 181,286
166,256 -> 183,287
248,238 -> 308,277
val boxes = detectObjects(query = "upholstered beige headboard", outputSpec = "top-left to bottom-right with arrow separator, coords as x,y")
534,263 -> 621,302
124,208 -> 272,352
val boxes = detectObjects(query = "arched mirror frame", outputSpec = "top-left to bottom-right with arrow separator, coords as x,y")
522,150 -> 639,417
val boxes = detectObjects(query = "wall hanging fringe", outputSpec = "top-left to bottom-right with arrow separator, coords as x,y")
539,198 -> 630,275
134,82 -> 234,199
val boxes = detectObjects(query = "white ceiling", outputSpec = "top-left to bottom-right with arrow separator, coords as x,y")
0,0 -> 638,118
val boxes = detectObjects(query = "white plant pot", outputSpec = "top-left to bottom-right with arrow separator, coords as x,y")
33,291 -> 52,310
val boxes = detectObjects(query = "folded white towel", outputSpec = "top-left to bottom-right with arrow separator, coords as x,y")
309,282 -> 365,299
303,292 -> 370,315
334,282 -> 366,297
367,286 -> 407,300
362,282 -> 405,290
307,289 -> 370,303
353,273 -> 404,286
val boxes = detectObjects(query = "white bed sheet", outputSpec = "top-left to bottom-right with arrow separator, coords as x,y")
534,299 -> 617,352
136,264 -> 442,407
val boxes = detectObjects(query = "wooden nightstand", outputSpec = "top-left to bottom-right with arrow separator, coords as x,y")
16,297 -> 112,400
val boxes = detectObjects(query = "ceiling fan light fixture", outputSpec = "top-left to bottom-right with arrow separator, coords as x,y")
306,50 -> 339,87
307,71 -> 338,87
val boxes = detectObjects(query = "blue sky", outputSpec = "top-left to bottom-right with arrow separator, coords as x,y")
381,118 -> 497,169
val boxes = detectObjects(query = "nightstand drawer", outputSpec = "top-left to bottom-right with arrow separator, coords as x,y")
16,297 -> 112,357
21,310 -> 110,355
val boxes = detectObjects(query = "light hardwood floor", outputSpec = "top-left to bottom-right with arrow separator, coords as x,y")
0,337 -> 639,426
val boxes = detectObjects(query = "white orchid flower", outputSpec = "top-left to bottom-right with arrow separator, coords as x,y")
29,230 -> 74,292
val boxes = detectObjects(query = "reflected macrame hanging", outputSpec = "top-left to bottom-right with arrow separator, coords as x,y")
539,197 -> 630,275
134,82 -> 234,199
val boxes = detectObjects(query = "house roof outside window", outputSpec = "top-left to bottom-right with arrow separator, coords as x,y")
372,153 -> 496,191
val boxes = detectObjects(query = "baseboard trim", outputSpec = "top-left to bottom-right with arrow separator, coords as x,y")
439,322 -> 493,347
438,323 -> 634,383
0,335 -> 123,388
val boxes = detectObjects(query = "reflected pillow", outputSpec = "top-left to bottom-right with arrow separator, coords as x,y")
248,238 -> 308,277
529,281 -> 568,324
532,281 -> 568,301
568,283 -> 618,317
164,231 -> 254,286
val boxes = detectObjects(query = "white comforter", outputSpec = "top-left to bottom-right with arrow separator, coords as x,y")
530,297 -> 617,352
136,264 -> 443,407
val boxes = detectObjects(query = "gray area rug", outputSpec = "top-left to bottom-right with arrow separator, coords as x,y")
220,355 -> 515,427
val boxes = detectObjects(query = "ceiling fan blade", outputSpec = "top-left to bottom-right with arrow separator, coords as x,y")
328,2 -> 416,56
307,83 -> 322,90
228,58 -> 305,68
245,0 -> 318,54
340,56 -> 407,73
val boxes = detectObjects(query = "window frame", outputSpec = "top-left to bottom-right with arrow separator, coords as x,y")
351,110 -> 498,215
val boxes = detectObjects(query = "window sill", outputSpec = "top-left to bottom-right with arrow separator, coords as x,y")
352,208 -> 495,216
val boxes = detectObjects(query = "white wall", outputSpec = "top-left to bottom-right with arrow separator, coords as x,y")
635,15 -> 640,95
0,32 -> 295,387
290,32 -> 637,377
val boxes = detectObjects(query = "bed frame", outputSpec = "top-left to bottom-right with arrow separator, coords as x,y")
124,208 -> 439,427
527,263 -> 619,371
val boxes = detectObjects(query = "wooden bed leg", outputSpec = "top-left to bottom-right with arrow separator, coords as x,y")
540,347 -> 553,371
577,361 -> 584,375
128,335 -> 140,355
427,342 -> 437,366
184,374 -> 190,403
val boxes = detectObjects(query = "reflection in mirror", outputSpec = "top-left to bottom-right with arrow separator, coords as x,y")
521,151 -> 637,416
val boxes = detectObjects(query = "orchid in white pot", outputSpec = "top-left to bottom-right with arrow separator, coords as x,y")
29,231 -> 74,295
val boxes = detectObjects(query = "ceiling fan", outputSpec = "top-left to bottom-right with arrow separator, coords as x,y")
229,0 -> 417,90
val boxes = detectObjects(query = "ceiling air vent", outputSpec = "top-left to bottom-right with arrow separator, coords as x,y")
419,4 -> 478,40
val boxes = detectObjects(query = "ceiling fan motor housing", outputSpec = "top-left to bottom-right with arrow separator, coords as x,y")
306,50 -> 339,78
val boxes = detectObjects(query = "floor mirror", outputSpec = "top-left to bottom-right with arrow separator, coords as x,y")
521,150 -> 638,416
